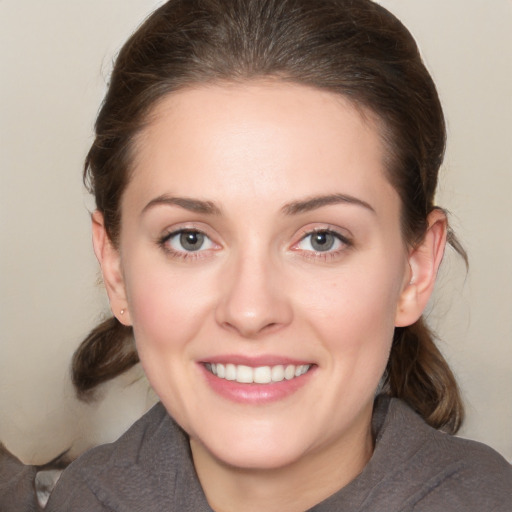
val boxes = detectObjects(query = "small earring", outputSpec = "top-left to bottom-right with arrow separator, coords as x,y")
120,309 -> 125,315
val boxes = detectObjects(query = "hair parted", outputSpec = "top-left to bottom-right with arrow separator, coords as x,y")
74,0 -> 465,433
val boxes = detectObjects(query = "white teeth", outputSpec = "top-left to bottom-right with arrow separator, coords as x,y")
253,366 -> 272,384
207,363 -> 311,384
271,365 -> 285,382
284,364 -> 296,380
225,363 -> 236,381
237,365 -> 253,383
216,363 -> 225,378
295,365 -> 308,377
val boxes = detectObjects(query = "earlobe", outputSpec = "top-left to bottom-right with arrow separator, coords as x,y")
395,209 -> 447,327
91,211 -> 132,326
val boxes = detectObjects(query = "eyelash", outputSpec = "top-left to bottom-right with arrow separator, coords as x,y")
157,227 -> 352,262
158,228 -> 216,261
293,228 -> 352,262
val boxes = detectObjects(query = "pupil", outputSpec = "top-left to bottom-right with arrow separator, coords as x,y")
312,232 -> 334,251
180,231 -> 204,251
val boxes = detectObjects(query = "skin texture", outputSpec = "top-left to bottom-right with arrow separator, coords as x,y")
92,82 -> 447,512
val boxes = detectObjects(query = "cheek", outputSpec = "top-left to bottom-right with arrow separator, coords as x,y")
123,262 -> 216,420
295,254 -> 405,362
124,260 -> 214,351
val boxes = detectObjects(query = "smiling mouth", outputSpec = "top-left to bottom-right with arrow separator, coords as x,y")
204,363 -> 312,384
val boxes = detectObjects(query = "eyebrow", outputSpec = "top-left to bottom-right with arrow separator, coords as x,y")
142,195 -> 222,215
282,193 -> 376,215
141,192 -> 374,217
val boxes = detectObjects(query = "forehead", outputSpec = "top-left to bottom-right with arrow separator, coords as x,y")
125,81 -> 398,218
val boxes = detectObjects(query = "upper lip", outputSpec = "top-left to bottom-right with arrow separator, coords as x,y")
200,355 -> 314,367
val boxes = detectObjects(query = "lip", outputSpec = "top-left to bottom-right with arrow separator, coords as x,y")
197,356 -> 316,404
202,354 -> 313,367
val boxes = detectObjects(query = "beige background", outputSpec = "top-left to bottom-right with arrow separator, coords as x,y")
1,0 -> 511,464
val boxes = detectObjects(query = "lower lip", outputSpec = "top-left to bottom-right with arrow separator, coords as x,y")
200,365 -> 315,404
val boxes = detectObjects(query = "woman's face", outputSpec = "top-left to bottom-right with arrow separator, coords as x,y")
111,83 -> 415,471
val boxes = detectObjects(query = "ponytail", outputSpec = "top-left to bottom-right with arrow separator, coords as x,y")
384,317 -> 464,434
72,317 -> 138,401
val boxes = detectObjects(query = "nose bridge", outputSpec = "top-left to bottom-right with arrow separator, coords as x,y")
215,240 -> 292,337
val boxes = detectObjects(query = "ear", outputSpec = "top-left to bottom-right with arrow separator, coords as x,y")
395,209 -> 447,327
91,211 -> 132,326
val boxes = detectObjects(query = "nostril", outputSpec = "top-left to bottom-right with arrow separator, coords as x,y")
214,266 -> 293,336
220,318 -> 285,339
262,322 -> 279,332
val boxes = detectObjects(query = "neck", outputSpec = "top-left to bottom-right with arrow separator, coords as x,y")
189,407 -> 374,512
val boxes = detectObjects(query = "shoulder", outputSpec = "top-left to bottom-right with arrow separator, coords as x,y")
378,397 -> 512,511
46,402 -> 189,511
0,443 -> 40,512
411,430 -> 512,511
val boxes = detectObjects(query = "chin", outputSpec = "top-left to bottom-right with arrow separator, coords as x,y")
212,442 -> 308,471
191,418 -> 318,471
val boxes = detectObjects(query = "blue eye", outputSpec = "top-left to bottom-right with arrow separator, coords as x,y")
165,230 -> 214,252
297,230 -> 345,252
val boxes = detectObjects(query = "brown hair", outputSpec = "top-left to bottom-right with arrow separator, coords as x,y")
73,0 -> 465,433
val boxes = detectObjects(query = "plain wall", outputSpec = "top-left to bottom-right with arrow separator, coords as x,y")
1,0 -> 511,464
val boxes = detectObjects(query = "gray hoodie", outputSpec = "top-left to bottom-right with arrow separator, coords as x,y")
3,396 -> 511,511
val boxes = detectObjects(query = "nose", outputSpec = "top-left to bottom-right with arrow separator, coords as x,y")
215,248 -> 293,338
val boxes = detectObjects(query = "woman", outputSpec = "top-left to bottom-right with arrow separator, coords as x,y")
4,0 -> 511,510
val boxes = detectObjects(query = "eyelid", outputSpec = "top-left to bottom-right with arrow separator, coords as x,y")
293,224 -> 352,244
157,224 -> 221,260
166,229 -> 215,251
158,221 -> 219,242
290,225 -> 353,258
